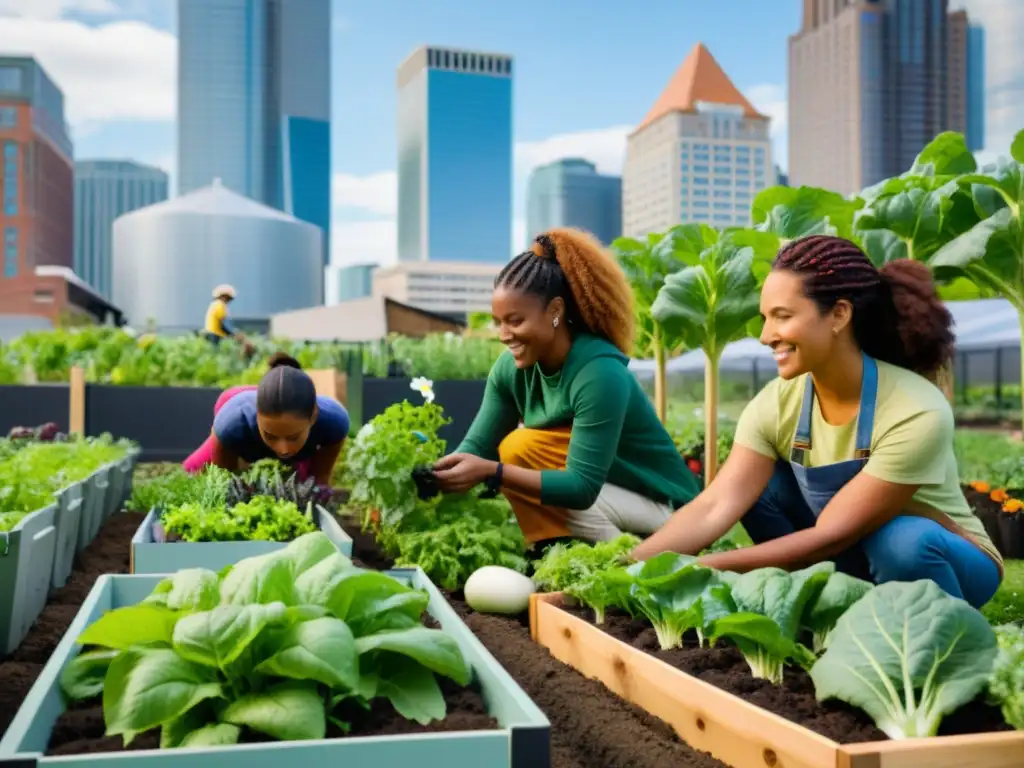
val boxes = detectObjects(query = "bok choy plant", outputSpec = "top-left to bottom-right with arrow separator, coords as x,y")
704,562 -> 832,683
60,533 -> 472,747
810,580 -> 997,739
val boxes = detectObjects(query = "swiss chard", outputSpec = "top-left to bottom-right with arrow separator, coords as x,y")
60,533 -> 473,746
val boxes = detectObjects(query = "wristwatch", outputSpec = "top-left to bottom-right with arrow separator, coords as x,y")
481,462 -> 504,499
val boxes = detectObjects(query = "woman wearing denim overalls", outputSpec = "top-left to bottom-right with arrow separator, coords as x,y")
634,235 -> 1002,609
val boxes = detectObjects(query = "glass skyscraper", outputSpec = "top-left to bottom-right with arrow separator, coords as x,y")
525,159 -> 621,247
397,46 -> 513,264
177,0 -> 331,269
74,160 -> 168,299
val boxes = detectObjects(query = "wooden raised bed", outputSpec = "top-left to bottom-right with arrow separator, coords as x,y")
529,592 -> 1024,768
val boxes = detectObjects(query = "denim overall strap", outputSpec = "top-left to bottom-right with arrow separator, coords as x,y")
789,354 -> 879,466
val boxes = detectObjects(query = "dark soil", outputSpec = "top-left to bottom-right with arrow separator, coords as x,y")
0,512 -> 145,739
338,515 -> 396,571
46,677 -> 497,755
439,589 -> 727,768
334,511 -> 728,768
562,602 -> 1011,744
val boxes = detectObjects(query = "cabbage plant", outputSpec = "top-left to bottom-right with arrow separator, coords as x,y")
810,580 -> 997,739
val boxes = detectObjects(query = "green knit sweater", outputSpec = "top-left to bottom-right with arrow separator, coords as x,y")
458,333 -> 700,510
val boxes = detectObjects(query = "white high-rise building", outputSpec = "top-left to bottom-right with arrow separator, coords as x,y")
623,43 -> 772,238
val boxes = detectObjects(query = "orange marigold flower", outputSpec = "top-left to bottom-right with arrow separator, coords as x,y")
1002,499 -> 1024,514
970,480 -> 991,493
991,488 -> 1010,503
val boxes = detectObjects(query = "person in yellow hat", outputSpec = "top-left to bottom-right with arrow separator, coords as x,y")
204,284 -> 243,345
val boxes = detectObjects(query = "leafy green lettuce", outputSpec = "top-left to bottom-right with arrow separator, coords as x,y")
60,532 -> 472,747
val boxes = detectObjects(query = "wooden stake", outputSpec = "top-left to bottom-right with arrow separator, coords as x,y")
69,365 -> 85,435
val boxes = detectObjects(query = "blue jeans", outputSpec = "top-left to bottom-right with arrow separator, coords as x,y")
742,464 -> 1002,609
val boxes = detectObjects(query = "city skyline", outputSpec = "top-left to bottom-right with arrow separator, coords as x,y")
177,0 -> 332,272
0,0 -> 798,270
0,0 -> 1015,272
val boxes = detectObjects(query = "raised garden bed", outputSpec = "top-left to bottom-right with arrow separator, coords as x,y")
130,505 -> 354,574
0,512 -> 143,738
335,515 -> 730,768
0,568 -> 550,767
530,592 -> 1021,768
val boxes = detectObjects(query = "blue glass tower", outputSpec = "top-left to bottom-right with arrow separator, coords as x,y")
74,160 -> 168,299
397,46 -> 513,264
177,0 -> 330,271
525,159 -> 621,247
966,23 -> 985,152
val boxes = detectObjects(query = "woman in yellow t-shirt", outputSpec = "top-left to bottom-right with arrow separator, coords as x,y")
634,235 -> 1001,608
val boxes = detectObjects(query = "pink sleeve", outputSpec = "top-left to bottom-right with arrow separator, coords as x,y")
213,385 -> 257,415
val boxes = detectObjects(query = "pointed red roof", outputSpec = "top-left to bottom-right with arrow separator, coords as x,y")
635,43 -> 767,132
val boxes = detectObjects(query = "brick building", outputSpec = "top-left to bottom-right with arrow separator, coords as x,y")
0,56 -> 118,325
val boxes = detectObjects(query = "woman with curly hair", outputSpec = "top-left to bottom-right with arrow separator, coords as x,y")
634,235 -> 1001,606
433,228 -> 700,545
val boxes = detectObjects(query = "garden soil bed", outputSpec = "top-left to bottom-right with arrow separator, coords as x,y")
0,511 -> 145,739
339,518 -> 727,768
559,602 -> 1011,744
45,677 -> 498,755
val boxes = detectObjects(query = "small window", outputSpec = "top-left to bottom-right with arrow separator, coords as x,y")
443,51 -> 451,68
33,289 -> 54,303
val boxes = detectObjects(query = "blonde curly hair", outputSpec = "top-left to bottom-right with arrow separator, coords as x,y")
495,227 -> 635,354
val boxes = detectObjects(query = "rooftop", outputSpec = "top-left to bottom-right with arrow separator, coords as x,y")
634,42 -> 767,133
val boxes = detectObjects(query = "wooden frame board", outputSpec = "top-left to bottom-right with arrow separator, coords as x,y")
529,592 -> 1024,768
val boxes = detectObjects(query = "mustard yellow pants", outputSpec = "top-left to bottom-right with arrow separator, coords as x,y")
498,427 -> 673,544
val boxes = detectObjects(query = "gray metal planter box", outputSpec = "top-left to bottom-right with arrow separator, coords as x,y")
50,482 -> 83,591
130,505 -> 354,574
0,571 -> 551,767
0,504 -> 58,654
75,467 -> 110,553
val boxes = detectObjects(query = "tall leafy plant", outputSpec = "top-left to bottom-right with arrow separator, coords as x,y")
613,226 -> 708,422
930,129 -> 1024,425
651,231 -> 760,485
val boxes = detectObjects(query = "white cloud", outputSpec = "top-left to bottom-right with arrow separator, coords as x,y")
746,82 -> 788,172
333,171 -> 397,217
331,220 -> 397,267
0,0 -> 117,18
514,125 -> 632,177
0,16 -> 175,125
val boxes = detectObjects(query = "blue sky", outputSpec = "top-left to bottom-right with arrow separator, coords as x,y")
0,0 -> 799,265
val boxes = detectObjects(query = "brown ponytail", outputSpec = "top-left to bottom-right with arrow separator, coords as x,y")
774,235 -> 954,378
494,228 -> 636,354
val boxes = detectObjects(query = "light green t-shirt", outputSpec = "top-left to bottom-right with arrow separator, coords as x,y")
734,360 -> 1001,569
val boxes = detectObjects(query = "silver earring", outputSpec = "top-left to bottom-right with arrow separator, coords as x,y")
553,317 -> 560,328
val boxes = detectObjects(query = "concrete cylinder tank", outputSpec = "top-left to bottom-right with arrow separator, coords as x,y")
112,178 -> 323,330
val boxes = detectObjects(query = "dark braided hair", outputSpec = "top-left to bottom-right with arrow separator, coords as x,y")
773,235 -> 954,378
494,228 -> 635,354
257,353 -> 317,418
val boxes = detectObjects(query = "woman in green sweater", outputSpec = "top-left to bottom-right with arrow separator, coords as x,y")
433,228 -> 701,546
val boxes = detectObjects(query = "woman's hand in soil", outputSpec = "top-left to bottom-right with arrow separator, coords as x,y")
433,453 -> 497,494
